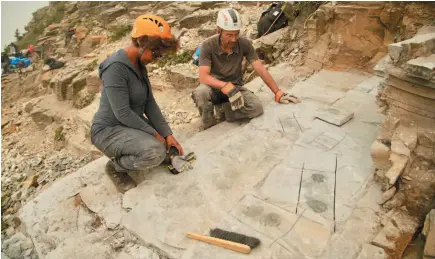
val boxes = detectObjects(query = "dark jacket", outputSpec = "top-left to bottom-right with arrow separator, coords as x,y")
91,49 -> 172,138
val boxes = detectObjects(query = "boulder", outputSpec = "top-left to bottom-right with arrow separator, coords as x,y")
167,64 -> 199,89
178,11 -> 217,29
101,6 -> 127,26
79,35 -> 106,57
198,23 -> 216,38
30,109 -> 54,129
86,69 -> 102,94
387,33 -> 435,65
71,72 -> 88,99
75,27 -> 89,41
403,54 -> 435,81
73,88 -> 96,109
53,70 -> 81,101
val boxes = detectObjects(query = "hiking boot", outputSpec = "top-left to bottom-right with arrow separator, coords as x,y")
215,104 -> 226,123
105,160 -> 136,193
199,104 -> 217,130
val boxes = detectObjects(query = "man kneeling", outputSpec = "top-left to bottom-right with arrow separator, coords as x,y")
192,8 -> 300,130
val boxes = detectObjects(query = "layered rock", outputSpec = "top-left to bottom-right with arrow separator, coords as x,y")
370,30 -> 435,258
303,2 -> 435,71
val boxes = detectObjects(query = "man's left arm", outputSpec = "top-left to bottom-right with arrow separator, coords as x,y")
243,38 -> 300,104
251,60 -> 300,104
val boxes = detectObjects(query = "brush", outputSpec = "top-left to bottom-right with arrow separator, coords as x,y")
186,228 -> 261,254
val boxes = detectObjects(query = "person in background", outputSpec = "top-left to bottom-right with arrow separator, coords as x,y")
192,8 -> 300,130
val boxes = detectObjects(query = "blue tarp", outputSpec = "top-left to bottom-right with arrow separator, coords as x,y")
192,46 -> 200,66
9,57 -> 31,68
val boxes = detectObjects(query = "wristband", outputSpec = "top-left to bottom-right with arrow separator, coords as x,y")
275,90 -> 285,103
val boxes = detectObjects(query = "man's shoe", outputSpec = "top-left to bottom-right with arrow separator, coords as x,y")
105,160 -> 137,193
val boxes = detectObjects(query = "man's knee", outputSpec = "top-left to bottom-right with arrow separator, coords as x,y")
243,92 -> 264,119
192,84 -> 212,107
248,100 -> 264,118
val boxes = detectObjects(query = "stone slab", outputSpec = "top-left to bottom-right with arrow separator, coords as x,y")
79,184 -> 125,229
290,81 -> 345,104
355,76 -> 385,93
297,169 -> 335,222
335,165 -> 372,224
254,165 -> 301,213
229,195 -> 299,241
278,216 -> 331,257
315,106 -> 354,126
404,54 -> 435,80
356,244 -> 387,259
387,33 -> 435,65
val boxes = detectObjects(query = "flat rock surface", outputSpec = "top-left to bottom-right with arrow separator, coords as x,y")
19,68 -> 385,259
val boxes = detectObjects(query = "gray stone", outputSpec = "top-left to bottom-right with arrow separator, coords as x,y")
178,12 -> 217,29
254,165 -> 301,212
230,195 -> 299,240
79,185 -> 124,229
315,107 -> 354,126
374,55 -> 393,77
356,244 -> 387,259
355,76 -> 385,93
279,217 -> 331,257
167,64 -> 199,89
16,66 -> 388,259
387,33 -> 435,65
387,66 -> 435,90
101,6 -> 127,26
297,169 -> 334,222
198,25 -> 216,38
5,242 -> 22,259
403,54 -> 435,80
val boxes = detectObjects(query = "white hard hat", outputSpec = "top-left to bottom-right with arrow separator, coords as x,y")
216,8 -> 242,31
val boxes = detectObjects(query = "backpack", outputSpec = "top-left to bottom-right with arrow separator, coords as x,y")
192,46 -> 201,66
257,2 -> 288,38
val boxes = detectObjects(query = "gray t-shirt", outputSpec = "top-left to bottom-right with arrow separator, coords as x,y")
199,35 -> 259,86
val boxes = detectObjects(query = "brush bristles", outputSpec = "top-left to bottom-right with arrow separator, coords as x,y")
209,228 -> 261,249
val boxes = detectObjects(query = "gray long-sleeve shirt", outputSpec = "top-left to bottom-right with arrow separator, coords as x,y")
91,49 -> 172,138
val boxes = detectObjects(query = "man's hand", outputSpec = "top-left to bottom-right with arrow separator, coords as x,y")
221,82 -> 244,110
165,135 -> 184,156
275,90 -> 301,104
154,132 -> 165,144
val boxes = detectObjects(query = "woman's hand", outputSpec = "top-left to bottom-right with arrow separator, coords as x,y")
154,132 -> 165,145
165,135 -> 184,156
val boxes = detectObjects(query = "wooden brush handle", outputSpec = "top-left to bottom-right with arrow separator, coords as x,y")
186,232 -> 251,254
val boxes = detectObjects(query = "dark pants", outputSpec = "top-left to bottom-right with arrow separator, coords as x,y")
91,125 -> 166,173
191,84 -> 264,129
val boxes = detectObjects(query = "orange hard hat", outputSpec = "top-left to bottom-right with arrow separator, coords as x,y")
131,14 -> 172,39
